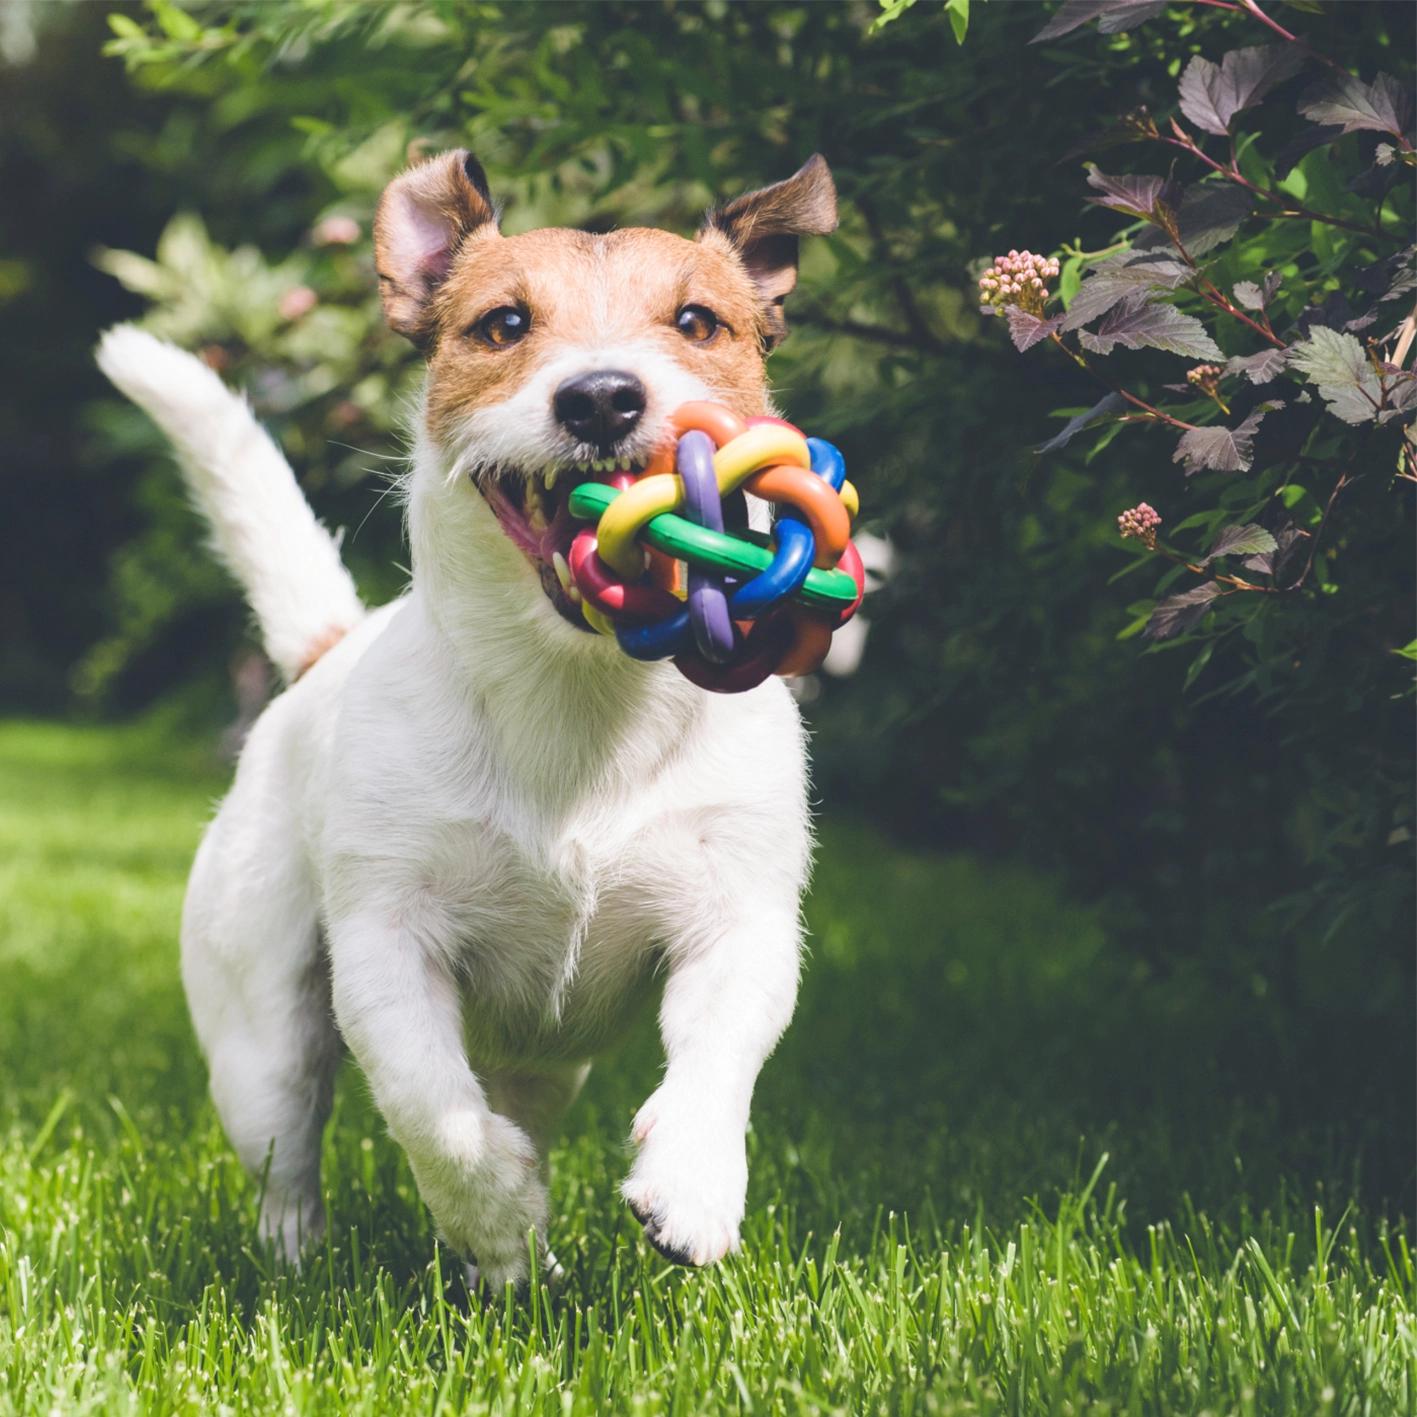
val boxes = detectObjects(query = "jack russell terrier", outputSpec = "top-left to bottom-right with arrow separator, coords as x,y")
97,149 -> 838,1289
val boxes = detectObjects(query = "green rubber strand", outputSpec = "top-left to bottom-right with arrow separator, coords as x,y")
567,481 -> 857,611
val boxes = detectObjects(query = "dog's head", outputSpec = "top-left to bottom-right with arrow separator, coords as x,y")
374,150 -> 837,633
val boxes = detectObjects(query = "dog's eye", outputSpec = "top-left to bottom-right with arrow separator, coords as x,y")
675,305 -> 720,344
470,305 -> 531,348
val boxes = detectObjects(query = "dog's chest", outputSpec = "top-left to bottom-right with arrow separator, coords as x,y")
420,814 -> 664,1063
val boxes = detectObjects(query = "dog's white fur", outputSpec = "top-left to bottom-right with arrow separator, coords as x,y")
97,310 -> 810,1284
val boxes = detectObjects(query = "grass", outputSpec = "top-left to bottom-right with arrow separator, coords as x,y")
0,718 -> 1412,1414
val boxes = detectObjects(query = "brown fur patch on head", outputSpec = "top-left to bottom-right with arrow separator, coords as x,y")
424,225 -> 773,442
372,151 -> 838,446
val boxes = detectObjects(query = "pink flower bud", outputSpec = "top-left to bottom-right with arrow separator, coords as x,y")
278,285 -> 318,321
312,215 -> 361,246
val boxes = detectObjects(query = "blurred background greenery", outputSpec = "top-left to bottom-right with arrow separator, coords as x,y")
0,0 -> 1411,1141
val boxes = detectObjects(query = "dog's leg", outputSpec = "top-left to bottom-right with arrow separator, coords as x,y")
182,802 -> 337,1261
468,1063 -> 590,1288
622,909 -> 801,1266
326,913 -> 549,1289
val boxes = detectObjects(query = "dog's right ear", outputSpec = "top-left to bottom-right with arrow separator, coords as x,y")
373,149 -> 498,346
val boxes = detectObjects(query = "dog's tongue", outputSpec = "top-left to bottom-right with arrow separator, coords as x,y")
539,495 -> 576,561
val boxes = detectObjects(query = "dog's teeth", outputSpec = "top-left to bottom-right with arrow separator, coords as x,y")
544,465 -> 560,491
526,482 -> 548,531
552,550 -> 572,591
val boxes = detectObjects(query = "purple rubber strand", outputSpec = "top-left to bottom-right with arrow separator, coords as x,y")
676,429 -> 736,662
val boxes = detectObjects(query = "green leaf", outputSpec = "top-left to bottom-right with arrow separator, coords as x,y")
1288,326 -> 1382,424
150,0 -> 202,43
945,0 -> 969,44
1182,638 -> 1216,690
870,0 -> 920,31
106,13 -> 146,40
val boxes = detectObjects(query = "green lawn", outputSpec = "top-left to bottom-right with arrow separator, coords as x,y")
0,719 -> 1411,1414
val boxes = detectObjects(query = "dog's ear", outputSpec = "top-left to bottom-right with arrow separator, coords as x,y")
374,149 -> 498,346
701,154 -> 837,349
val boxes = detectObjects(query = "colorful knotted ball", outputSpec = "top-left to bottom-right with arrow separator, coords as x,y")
566,401 -> 865,694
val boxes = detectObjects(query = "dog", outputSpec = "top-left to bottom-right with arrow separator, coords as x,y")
97,149 -> 838,1288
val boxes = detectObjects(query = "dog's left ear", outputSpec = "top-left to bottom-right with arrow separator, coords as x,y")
701,154 -> 838,349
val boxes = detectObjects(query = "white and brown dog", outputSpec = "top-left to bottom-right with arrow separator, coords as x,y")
97,149 -> 837,1288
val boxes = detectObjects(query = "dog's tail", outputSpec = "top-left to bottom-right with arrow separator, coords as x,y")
96,324 -> 366,682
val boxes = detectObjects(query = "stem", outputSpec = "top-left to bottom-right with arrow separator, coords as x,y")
1154,544 -> 1273,592
1157,131 -> 1395,243
796,309 -> 947,356
1195,269 -> 1288,347
1286,469 -> 1352,591
1237,0 -> 1349,75
1155,216 -> 1289,348
1048,332 -> 1199,430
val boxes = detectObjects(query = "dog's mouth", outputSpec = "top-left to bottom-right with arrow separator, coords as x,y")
476,459 -> 646,630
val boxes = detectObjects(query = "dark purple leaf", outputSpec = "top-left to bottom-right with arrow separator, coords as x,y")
1356,244 -> 1416,305
1172,403 -> 1280,474
1078,293 -> 1224,359
1061,109 -> 1158,160
1060,253 -> 1191,332
1031,0 -> 1167,43
1084,164 -> 1180,221
1005,308 -> 1064,352
1144,582 -> 1223,640
1242,523 -> 1302,577
1273,123 -> 1344,177
1202,523 -> 1278,565
1035,391 -> 1126,454
1294,291 -> 1380,338
1288,326 -> 1382,424
1299,72 -> 1412,138
1178,46 -> 1307,136
1134,184 -> 1252,257
1378,372 -> 1417,424
1226,348 -> 1287,385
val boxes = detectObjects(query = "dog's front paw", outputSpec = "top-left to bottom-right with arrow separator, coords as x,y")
621,1086 -> 747,1267
409,1111 -> 548,1290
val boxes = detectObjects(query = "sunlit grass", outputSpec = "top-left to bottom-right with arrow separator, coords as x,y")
0,720 -> 1411,1413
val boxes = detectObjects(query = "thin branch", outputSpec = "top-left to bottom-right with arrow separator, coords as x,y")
1286,469 -> 1353,591
1157,127 -> 1396,242
795,308 -> 948,355
1237,0 -> 1349,75
1048,332 -> 1198,430
1167,225 -> 1288,348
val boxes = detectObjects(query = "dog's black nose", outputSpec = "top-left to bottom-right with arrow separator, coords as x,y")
552,370 -> 646,451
